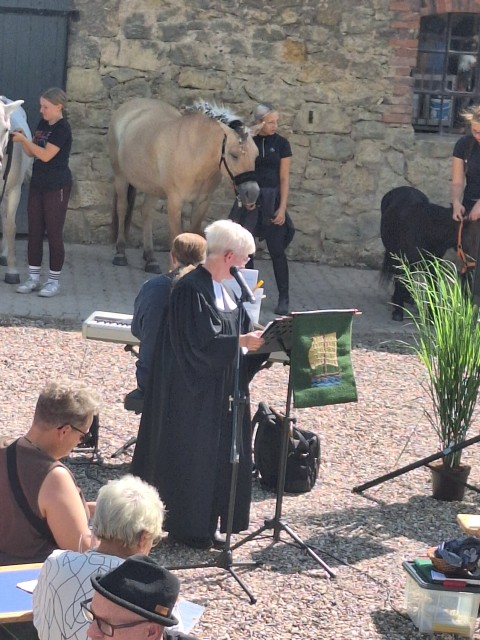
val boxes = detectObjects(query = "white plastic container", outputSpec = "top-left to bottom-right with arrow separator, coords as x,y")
403,561 -> 480,638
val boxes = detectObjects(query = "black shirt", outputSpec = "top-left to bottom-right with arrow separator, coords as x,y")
453,134 -> 480,204
253,132 -> 292,189
31,118 -> 72,191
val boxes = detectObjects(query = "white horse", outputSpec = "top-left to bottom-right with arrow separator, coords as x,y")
0,97 -> 32,284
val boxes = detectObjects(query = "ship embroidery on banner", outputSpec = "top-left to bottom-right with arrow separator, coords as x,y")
308,333 -> 342,388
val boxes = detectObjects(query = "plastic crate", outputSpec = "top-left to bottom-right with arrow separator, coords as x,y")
403,561 -> 480,638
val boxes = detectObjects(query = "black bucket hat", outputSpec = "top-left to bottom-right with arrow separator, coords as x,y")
91,554 -> 179,627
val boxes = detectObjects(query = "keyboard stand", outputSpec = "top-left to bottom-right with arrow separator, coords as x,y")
69,415 -> 104,465
111,436 -> 137,458
81,312 -> 142,461
110,389 -> 143,458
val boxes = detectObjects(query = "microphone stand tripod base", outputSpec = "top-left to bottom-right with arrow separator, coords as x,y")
229,346 -> 336,581
168,548 -> 262,605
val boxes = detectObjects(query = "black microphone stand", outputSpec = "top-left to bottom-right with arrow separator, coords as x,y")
166,290 -> 261,604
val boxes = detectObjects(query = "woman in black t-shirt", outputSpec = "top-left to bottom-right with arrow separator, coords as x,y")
231,102 -> 294,315
452,105 -> 480,222
12,87 -> 72,298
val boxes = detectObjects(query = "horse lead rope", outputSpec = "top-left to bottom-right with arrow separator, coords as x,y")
0,135 -> 14,207
457,217 -> 476,274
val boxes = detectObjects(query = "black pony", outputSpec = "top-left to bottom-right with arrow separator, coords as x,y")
380,186 -> 478,321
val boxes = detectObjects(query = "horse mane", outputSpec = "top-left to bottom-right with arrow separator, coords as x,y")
183,100 -> 249,141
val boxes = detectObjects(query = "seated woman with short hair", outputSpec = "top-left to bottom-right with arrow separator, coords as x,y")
33,474 -> 165,640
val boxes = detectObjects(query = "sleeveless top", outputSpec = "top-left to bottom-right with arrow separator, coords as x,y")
0,437 -> 88,565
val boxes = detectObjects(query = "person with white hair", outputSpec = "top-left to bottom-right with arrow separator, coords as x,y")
33,474 -> 165,640
131,220 -> 266,549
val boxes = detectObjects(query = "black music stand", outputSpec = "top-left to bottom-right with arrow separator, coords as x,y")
228,315 -> 336,581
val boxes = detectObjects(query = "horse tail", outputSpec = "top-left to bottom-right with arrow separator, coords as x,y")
379,251 -> 394,286
111,184 -> 137,241
124,184 -> 136,235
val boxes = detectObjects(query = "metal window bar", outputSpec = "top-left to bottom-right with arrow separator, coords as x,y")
412,13 -> 480,134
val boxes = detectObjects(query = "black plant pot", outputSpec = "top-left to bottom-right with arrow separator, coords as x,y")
430,461 -> 471,501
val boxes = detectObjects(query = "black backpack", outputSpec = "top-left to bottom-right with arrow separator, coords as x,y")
252,402 -> 321,494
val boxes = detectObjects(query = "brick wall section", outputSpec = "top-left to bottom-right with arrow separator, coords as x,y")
384,0 -> 480,126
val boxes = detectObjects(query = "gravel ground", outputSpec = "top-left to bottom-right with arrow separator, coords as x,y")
2,318 -> 480,640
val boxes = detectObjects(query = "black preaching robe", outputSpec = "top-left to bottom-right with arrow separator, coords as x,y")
131,265 -> 264,539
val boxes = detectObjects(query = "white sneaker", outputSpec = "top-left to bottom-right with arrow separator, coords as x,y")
16,277 -> 41,294
38,281 -> 60,297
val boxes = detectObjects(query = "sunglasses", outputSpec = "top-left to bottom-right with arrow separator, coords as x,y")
81,600 -> 149,637
58,423 -> 90,444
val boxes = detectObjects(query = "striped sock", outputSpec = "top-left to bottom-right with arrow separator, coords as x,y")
47,270 -> 61,284
28,266 -> 41,282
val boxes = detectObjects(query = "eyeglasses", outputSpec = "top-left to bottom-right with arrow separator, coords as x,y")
81,600 -> 149,637
59,423 -> 90,443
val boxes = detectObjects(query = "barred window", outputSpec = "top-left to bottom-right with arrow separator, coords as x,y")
413,13 -> 480,133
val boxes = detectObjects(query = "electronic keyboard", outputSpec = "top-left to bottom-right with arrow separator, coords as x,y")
82,311 -> 139,346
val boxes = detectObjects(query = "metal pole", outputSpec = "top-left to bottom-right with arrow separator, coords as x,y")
352,433 -> 480,494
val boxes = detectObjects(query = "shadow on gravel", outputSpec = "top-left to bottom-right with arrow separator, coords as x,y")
302,494 -> 480,565
370,609 -> 420,639
353,332 -> 417,355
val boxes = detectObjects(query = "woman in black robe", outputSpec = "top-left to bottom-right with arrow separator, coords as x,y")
131,220 -> 265,549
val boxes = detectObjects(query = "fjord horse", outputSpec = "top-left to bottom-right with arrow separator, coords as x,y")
380,186 -> 479,321
0,97 -> 32,284
108,99 -> 260,272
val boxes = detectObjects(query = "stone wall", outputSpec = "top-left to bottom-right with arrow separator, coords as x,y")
63,0 -> 461,267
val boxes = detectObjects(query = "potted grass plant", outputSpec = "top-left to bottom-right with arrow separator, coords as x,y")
398,255 -> 480,501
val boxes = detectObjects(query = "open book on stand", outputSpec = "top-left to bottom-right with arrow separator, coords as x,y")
255,316 -> 292,355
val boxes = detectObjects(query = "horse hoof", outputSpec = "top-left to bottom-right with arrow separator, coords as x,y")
4,273 -> 20,285
0,256 -> 7,267
392,309 -> 404,322
112,255 -> 128,267
145,262 -> 161,274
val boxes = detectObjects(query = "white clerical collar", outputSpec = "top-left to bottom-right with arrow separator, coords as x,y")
212,280 -> 236,311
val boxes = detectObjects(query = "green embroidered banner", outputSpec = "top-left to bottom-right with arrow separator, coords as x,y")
291,311 -> 358,409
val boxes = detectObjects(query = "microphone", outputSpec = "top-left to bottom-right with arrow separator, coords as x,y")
229,266 -> 256,304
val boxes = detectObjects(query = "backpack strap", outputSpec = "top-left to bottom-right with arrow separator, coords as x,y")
252,402 -> 271,428
291,427 -> 315,456
6,440 -> 55,541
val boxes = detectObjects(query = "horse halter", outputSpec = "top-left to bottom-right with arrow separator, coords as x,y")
219,134 -> 256,198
